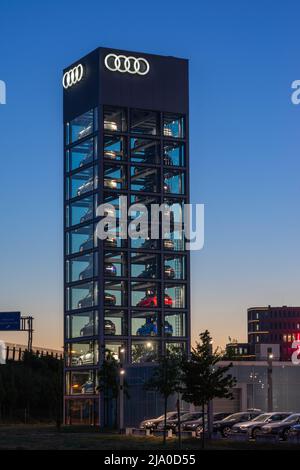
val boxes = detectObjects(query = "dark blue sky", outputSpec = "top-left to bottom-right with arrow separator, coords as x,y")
0,0 -> 300,349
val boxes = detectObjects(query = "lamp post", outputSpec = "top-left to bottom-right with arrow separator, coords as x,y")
118,347 -> 126,432
267,352 -> 273,412
249,369 -> 258,409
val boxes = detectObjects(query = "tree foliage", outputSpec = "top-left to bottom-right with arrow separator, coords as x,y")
144,347 -> 184,444
181,330 -> 236,446
98,350 -> 130,428
0,351 -> 63,424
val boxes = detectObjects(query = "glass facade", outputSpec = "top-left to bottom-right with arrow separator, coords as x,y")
64,50 -> 190,427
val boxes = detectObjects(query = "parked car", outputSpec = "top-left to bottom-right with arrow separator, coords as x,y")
104,120 -> 118,132
213,412 -> 232,422
81,380 -> 94,394
231,412 -> 292,439
182,416 -> 206,432
104,319 -> 116,335
142,238 -> 158,249
104,292 -> 116,306
157,412 -> 203,432
104,150 -> 117,159
80,207 -> 93,224
164,320 -> 173,337
80,321 -> 94,336
288,424 -> 300,438
137,265 -> 157,279
77,350 -> 94,365
213,411 -> 262,437
104,178 -> 118,189
140,411 -> 180,430
79,238 -> 94,252
79,238 -> 93,252
185,413 -> 231,436
79,264 -> 93,280
138,178 -> 170,193
164,265 -> 175,279
164,239 -> 175,250
137,264 -> 175,279
104,263 -> 117,276
260,413 -> 300,441
78,124 -> 92,140
77,293 -> 93,309
105,237 -> 117,248
77,177 -> 96,196
136,318 -> 173,337
80,319 -> 116,336
79,151 -> 93,167
136,293 -> 173,308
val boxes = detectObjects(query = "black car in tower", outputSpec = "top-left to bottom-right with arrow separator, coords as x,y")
213,411 -> 262,437
260,413 -> 300,441
138,264 -> 175,279
80,319 -> 116,336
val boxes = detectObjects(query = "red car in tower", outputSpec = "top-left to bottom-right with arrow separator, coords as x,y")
137,293 -> 173,308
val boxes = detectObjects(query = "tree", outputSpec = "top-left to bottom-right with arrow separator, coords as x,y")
98,350 -> 129,429
0,352 -> 63,424
144,347 -> 183,445
181,330 -> 236,448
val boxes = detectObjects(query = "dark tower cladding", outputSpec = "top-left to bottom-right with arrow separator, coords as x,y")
63,47 -> 190,426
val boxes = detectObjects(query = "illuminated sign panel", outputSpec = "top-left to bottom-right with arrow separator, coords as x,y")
62,64 -> 84,89
104,54 -> 150,75
0,311 -> 21,331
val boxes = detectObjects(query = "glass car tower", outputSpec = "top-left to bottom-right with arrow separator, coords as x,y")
63,47 -> 190,426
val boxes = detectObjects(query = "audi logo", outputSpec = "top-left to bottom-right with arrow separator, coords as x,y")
62,64 -> 84,89
104,54 -> 150,76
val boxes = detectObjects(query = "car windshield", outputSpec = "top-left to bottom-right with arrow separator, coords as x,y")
282,415 -> 300,423
252,414 -> 269,422
222,413 -> 246,422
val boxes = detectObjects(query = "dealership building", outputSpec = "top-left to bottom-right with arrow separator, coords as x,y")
63,47 -> 190,425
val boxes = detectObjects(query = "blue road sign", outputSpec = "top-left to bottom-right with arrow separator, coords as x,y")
0,312 -> 21,331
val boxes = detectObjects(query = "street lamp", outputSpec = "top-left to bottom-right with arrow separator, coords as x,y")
267,350 -> 273,412
249,370 -> 258,409
118,347 -> 126,432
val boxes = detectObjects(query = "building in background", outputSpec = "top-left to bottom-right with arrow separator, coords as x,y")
225,341 -> 253,361
63,47 -> 190,426
213,361 -> 300,413
248,306 -> 300,361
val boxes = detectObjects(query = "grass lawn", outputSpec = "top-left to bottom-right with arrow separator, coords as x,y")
0,425 -> 299,450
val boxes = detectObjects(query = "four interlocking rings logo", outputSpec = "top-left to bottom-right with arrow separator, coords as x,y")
62,64 -> 84,89
104,54 -> 150,76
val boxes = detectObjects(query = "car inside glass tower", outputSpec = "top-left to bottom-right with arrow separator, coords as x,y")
64,49 -> 190,426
